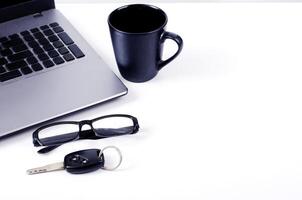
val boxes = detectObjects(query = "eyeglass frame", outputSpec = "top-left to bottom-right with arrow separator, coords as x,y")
33,114 -> 140,147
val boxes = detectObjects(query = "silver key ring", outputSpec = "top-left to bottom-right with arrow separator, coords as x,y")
99,146 -> 122,171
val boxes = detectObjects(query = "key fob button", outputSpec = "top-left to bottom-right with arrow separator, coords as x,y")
64,149 -> 104,174
69,154 -> 88,164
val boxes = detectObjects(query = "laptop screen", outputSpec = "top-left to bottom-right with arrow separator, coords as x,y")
0,0 -> 54,23
0,0 -> 32,9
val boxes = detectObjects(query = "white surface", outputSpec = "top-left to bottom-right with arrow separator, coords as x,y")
56,0 -> 302,2
1,3 -> 302,199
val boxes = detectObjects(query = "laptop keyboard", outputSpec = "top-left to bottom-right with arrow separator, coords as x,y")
0,22 -> 85,83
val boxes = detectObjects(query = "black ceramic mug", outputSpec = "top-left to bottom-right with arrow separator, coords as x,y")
108,4 -> 183,82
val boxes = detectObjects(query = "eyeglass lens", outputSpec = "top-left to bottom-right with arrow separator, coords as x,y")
39,124 -> 79,145
92,116 -> 134,136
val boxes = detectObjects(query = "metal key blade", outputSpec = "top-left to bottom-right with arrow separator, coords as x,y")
27,162 -> 64,175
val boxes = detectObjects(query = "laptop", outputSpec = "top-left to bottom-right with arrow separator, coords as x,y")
0,0 -> 128,137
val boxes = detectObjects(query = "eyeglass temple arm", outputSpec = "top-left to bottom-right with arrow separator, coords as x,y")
38,144 -> 61,154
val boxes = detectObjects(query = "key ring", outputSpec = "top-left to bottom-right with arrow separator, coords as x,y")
99,146 -> 122,171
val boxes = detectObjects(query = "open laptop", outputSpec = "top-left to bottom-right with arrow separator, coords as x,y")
0,0 -> 128,137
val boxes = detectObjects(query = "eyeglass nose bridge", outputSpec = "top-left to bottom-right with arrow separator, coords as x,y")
79,120 -> 93,126
78,120 -> 96,139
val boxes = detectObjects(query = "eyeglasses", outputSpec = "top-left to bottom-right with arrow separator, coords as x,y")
33,114 -> 139,153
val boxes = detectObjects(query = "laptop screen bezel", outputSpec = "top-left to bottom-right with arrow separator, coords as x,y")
0,0 -> 55,23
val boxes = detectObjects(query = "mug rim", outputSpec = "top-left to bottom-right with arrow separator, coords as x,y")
108,4 -> 168,35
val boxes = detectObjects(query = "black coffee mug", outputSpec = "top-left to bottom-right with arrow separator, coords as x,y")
108,4 -> 183,82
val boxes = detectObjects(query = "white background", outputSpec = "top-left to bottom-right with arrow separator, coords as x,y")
56,0 -> 302,2
1,2 -> 302,200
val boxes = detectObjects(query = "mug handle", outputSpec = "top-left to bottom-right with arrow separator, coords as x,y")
158,31 -> 183,70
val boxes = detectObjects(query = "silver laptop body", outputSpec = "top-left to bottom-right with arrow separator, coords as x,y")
0,0 -> 127,137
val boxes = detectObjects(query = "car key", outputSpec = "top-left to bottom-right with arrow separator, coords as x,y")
27,149 -> 104,175
27,146 -> 122,175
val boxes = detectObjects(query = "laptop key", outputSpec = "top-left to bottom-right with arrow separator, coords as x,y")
9,34 -> 20,39
53,26 -> 64,33
43,29 -> 54,36
1,49 -> 13,57
0,70 -> 22,82
23,35 -> 35,42
43,44 -> 54,51
48,50 -> 59,58
0,57 -> 8,65
53,56 -> 65,65
21,31 -> 30,36
6,60 -> 27,71
8,50 -> 33,62
49,22 -> 59,27
40,25 -> 49,30
43,60 -> 55,68
38,38 -> 50,45
63,53 -> 75,62
38,53 -> 49,61
21,66 -> 33,75
28,41 -> 40,48
3,38 -> 24,48
68,44 -> 85,58
30,28 -> 40,33
58,32 -> 74,45
0,37 -> 8,43
27,56 -> 38,65
12,44 -> 28,53
53,41 -> 64,48
58,47 -> 69,55
33,32 -> 45,39
0,66 -> 6,74
48,35 -> 59,42
31,63 -> 43,71
33,47 -> 44,54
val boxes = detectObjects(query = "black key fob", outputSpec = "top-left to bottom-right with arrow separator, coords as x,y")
64,149 -> 104,174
